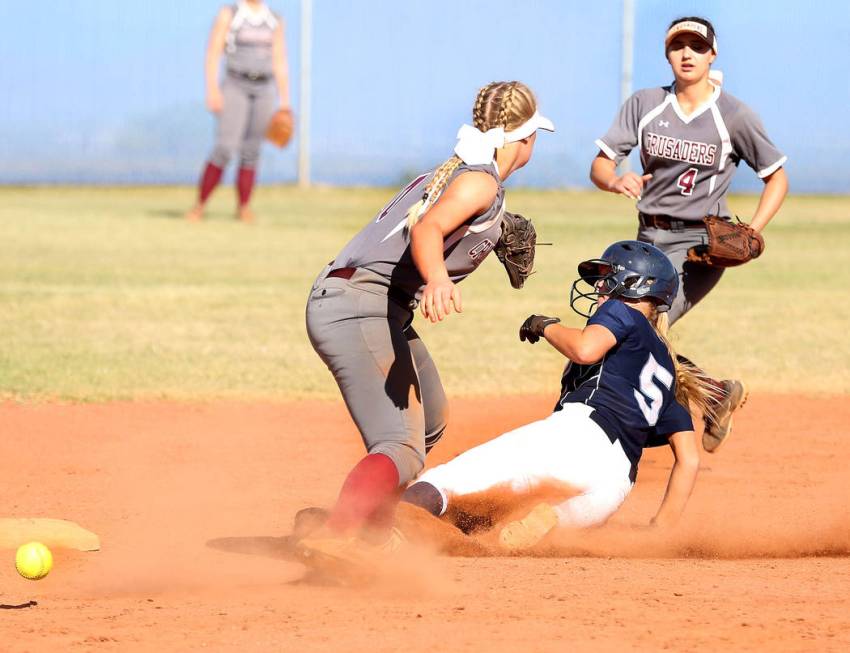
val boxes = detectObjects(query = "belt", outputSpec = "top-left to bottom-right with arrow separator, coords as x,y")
326,267 -> 419,310
227,69 -> 271,82
326,267 -> 356,281
639,213 -> 706,230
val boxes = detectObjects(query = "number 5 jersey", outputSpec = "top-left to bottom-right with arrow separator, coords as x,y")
556,299 -> 693,479
595,84 -> 786,221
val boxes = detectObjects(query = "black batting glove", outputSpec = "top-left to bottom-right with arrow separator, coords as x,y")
519,314 -> 560,344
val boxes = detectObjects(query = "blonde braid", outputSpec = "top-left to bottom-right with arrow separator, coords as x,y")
404,156 -> 463,230
472,82 -> 498,130
496,81 -> 517,129
650,308 -> 718,424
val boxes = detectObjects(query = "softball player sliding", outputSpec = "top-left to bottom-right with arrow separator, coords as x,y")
404,241 -> 713,551
186,1 -> 291,223
298,82 -> 554,561
590,16 -> 788,452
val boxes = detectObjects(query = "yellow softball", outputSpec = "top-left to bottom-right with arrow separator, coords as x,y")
15,542 -> 53,580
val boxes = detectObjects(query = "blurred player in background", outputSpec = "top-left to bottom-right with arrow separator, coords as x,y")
590,16 -> 788,451
404,241 -> 713,550
186,1 -> 291,223
298,82 -> 554,561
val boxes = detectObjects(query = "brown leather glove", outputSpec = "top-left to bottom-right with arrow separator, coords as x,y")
266,109 -> 295,148
495,211 -> 538,289
687,216 -> 765,267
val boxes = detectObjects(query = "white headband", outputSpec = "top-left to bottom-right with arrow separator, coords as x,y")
453,111 -> 555,165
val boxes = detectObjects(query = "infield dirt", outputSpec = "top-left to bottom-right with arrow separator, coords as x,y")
1,394 -> 848,652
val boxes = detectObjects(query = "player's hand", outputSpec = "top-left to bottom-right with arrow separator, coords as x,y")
420,276 -> 462,323
608,172 -> 652,200
519,314 -> 560,344
206,88 -> 224,113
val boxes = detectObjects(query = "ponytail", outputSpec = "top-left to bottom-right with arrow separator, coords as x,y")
650,308 -> 718,424
404,156 -> 464,231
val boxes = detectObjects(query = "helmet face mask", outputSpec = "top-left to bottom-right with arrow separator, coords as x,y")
569,260 -> 611,318
569,241 -> 679,319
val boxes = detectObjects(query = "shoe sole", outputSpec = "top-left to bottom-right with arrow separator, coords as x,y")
706,381 -> 749,453
499,503 -> 559,551
292,507 -> 330,542
295,539 -> 375,585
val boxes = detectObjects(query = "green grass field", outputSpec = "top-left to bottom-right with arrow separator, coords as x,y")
1,185 -> 848,401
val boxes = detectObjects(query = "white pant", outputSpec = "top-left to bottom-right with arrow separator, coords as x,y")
418,403 -> 633,528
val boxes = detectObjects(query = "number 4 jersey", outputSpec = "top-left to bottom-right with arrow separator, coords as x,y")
595,84 -> 786,221
556,299 -> 693,477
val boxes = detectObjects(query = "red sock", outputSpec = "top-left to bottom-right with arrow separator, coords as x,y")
363,488 -> 403,540
326,453 -> 400,535
236,167 -> 256,207
198,162 -> 223,204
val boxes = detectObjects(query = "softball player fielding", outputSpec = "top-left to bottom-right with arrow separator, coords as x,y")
404,241 -> 713,550
590,16 -> 788,451
296,82 -> 555,563
186,1 -> 291,223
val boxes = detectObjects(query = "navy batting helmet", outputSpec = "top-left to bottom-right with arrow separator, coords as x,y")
569,240 -> 679,318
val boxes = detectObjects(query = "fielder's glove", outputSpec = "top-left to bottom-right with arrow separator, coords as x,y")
687,216 -> 765,267
266,109 -> 295,148
494,211 -> 538,289
519,314 -> 560,344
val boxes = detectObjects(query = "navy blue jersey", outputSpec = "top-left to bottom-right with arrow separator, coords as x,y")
555,299 -> 693,475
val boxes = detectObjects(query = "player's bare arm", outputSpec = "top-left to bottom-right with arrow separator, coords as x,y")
589,152 -> 652,200
651,428 -> 700,528
749,168 -> 788,232
411,172 -> 498,323
272,20 -> 291,109
543,323 -> 617,364
204,7 -> 232,113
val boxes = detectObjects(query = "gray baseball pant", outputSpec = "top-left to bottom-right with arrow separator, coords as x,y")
637,225 -> 724,325
306,267 -> 448,485
209,74 -> 277,169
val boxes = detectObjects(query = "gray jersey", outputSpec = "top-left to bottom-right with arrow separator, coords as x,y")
225,2 -> 278,77
596,85 -> 786,221
332,163 -> 505,299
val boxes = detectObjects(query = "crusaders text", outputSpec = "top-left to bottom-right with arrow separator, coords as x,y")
644,132 -> 716,166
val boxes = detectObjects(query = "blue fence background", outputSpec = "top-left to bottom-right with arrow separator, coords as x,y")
2,0 -> 847,192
